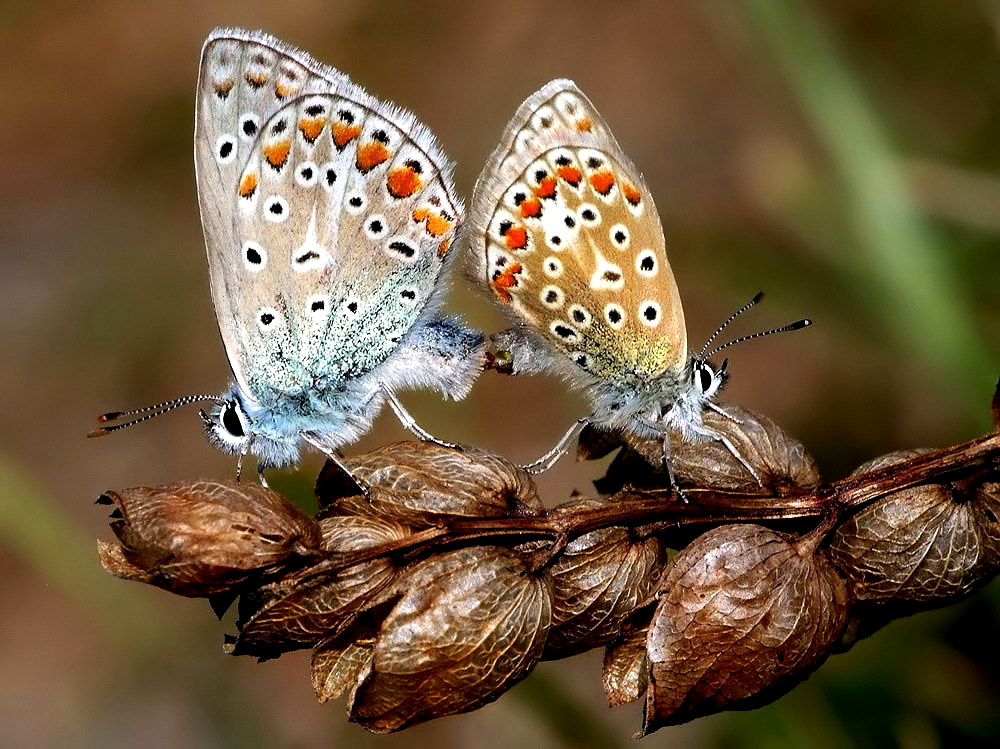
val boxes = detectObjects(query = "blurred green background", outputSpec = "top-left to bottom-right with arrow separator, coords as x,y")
1,0 -> 998,746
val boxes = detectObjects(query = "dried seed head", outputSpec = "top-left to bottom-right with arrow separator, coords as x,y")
97,481 -> 322,597
348,546 -> 552,732
597,404 -> 820,496
642,524 -> 849,733
231,516 -> 409,658
317,442 -> 542,524
829,449 -> 1000,607
545,497 -> 667,658
603,620 -> 651,707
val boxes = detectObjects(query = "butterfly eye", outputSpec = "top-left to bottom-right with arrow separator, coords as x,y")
696,363 -> 715,394
221,402 -> 245,438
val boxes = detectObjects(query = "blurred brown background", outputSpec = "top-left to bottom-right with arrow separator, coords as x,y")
1,0 -> 998,746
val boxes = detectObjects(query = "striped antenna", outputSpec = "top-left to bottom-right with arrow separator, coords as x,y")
698,291 -> 765,360
705,319 -> 812,359
88,394 -> 219,437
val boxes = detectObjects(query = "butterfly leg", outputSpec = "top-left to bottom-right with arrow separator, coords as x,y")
300,433 -> 371,497
380,385 -> 460,450
694,424 -> 763,485
521,418 -> 590,474
656,430 -> 690,503
256,463 -> 270,489
705,401 -> 744,425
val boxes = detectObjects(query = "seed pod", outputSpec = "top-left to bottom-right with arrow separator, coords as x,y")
829,450 -> 1000,606
97,481 -> 321,597
603,618 -> 652,707
316,442 -> 543,525
231,516 -> 409,658
643,524 -> 849,733
348,546 -> 552,732
601,405 -> 820,496
545,498 -> 666,658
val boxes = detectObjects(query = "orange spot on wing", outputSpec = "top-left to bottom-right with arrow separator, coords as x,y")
557,165 -> 582,186
412,206 -> 452,236
491,262 -> 523,302
437,238 -> 451,257
387,166 -> 423,198
245,72 -> 268,89
239,172 -> 258,198
356,141 -> 390,173
214,78 -> 234,98
263,139 -> 291,169
332,122 -> 362,148
519,198 -> 542,218
425,212 -> 452,236
623,182 -> 642,206
589,170 -> 615,196
505,226 -> 528,250
275,81 -> 294,99
298,117 -> 326,143
575,117 -> 593,132
534,176 -> 557,199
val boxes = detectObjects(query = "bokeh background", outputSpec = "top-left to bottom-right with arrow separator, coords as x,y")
2,0 -> 999,746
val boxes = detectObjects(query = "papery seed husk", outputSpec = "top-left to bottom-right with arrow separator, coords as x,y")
232,516 -> 409,657
348,546 -> 552,732
643,524 -> 849,733
99,481 -> 322,597
317,442 -> 543,525
544,498 -> 666,658
829,450 -> 1000,605
609,405 -> 819,496
603,622 -> 650,707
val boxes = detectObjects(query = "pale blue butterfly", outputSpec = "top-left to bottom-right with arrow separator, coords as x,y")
91,29 -> 484,483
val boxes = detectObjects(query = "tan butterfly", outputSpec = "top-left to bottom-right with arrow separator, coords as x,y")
469,79 -> 809,482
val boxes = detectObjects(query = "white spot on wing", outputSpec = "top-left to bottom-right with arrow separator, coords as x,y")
242,241 -> 266,272
590,249 -> 625,291
292,208 -> 331,272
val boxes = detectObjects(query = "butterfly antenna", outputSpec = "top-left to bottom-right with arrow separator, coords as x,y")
705,318 -> 812,359
88,394 -> 219,437
698,291 -> 765,359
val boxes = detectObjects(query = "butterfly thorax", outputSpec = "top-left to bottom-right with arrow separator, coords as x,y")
588,357 -> 725,443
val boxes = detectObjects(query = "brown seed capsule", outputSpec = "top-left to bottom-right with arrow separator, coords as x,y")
97,480 -> 322,597
603,618 -> 651,707
231,516 -> 409,658
312,618 -> 380,703
643,524 -> 849,733
601,404 -> 820,496
829,449 -> 1000,607
348,546 -> 552,732
544,498 -> 667,658
316,442 -> 543,525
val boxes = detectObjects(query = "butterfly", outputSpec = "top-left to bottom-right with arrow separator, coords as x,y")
91,28 -> 484,482
468,79 -> 808,483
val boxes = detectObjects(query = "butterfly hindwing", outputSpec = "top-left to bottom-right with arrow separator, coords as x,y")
470,80 -> 687,383
196,29 -> 461,403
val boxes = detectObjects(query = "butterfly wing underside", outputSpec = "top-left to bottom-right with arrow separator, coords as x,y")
470,79 -> 686,384
196,28 -> 461,404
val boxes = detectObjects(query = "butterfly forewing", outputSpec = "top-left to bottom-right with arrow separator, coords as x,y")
196,29 -> 461,402
471,80 -> 686,383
